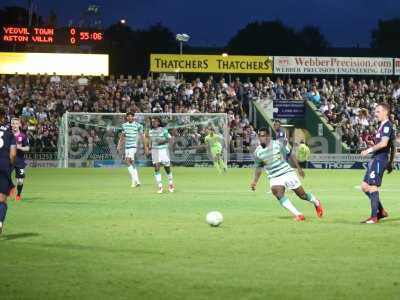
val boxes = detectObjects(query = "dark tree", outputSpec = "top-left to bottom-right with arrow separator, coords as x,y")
227,20 -> 299,55
226,20 -> 329,56
141,23 -> 177,53
94,23 -> 176,75
0,6 -> 44,50
297,25 -> 329,55
48,10 -> 58,27
371,18 -> 400,56
0,6 -> 43,26
96,22 -> 136,75
134,23 -> 177,74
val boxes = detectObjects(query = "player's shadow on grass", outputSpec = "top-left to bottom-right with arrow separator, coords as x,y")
379,217 -> 400,223
16,196 -> 42,203
2,232 -> 39,241
277,216 -> 294,220
34,200 -> 98,206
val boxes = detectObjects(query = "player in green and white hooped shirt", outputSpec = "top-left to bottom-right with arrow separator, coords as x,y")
250,128 -> 324,221
117,112 -> 146,187
204,127 -> 227,173
145,117 -> 174,194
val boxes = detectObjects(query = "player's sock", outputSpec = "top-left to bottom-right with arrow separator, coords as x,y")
369,191 -> 380,218
155,172 -> 162,188
279,196 -> 302,216
0,202 -> 8,223
167,173 -> 173,185
164,166 -> 173,184
305,192 -> 318,205
364,191 -> 383,211
218,159 -> 226,171
214,160 -> 221,172
128,165 -> 137,183
132,166 -> 139,184
378,201 -> 384,211
17,184 -> 23,196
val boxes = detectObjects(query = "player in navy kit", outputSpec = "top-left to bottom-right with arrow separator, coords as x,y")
0,108 -> 17,234
360,103 -> 396,224
273,120 -> 288,145
11,118 -> 29,202
274,120 -> 291,161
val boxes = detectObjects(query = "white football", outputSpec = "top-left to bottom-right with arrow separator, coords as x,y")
206,211 -> 223,227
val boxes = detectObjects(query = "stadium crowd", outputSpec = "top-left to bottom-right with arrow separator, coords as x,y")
1,74 -> 399,155
316,78 -> 400,152
254,76 -> 400,152
0,74 -> 258,154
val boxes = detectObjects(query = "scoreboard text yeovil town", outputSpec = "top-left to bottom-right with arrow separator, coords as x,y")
1,26 -> 103,45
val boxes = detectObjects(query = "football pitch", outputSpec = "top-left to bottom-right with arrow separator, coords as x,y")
1,167 -> 400,300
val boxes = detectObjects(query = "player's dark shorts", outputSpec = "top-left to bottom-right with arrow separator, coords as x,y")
0,170 -> 14,196
15,167 -> 25,179
363,158 -> 387,187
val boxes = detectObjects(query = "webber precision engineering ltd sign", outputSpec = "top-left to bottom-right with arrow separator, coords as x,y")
395,58 -> 400,75
150,54 -> 272,74
274,56 -> 393,75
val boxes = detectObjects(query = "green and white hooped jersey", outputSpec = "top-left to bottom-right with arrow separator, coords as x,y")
149,127 -> 171,150
121,121 -> 143,149
254,140 -> 293,179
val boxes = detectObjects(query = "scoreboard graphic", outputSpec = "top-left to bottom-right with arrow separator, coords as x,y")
2,26 -> 104,45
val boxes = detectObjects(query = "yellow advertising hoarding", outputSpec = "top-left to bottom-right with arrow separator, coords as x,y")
0,52 -> 109,76
150,54 -> 272,74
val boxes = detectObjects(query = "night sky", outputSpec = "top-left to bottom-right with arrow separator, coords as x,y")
2,0 -> 400,47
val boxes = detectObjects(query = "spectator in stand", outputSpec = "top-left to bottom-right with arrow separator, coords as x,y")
319,98 -> 335,114
78,74 -> 89,86
307,85 -> 321,107
50,72 -> 61,84
21,102 -> 35,118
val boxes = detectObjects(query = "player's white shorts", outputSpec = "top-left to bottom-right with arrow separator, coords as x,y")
152,148 -> 170,165
269,171 -> 301,190
125,148 -> 137,160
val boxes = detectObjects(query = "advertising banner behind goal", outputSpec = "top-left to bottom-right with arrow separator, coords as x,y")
58,112 -> 229,168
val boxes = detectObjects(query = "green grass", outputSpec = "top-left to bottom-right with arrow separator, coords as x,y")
1,168 -> 400,300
